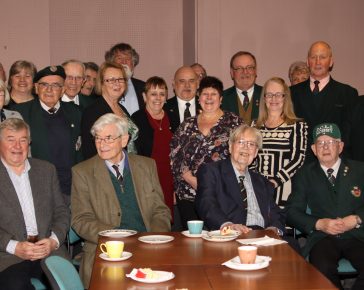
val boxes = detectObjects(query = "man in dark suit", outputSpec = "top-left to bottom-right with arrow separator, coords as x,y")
291,41 -> 358,160
287,123 -> 364,290
196,124 -> 284,235
164,66 -> 200,132
0,118 -> 69,290
14,65 -> 83,205
221,51 -> 262,125
106,42 -> 145,115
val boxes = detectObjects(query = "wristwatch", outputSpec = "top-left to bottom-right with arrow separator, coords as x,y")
355,215 -> 362,229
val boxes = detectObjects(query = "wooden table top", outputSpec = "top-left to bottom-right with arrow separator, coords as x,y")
89,230 -> 337,290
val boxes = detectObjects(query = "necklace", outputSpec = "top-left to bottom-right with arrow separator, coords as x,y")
148,110 -> 164,131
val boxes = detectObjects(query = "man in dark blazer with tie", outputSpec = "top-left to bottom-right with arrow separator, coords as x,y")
0,118 -> 69,290
287,123 -> 364,290
291,41 -> 358,160
221,51 -> 262,125
164,66 -> 200,132
195,124 -> 284,235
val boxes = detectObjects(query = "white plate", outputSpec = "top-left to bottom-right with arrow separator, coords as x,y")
99,251 -> 132,261
126,270 -> 175,283
222,255 -> 271,270
138,235 -> 174,244
202,230 -> 240,242
181,230 -> 208,238
98,229 -> 137,238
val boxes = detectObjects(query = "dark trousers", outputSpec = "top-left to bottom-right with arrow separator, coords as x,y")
176,198 -> 199,231
0,260 -> 44,290
310,236 -> 364,290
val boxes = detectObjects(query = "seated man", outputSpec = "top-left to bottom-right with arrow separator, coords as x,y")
0,118 -> 70,290
195,124 -> 285,235
287,123 -> 364,290
71,113 -> 171,288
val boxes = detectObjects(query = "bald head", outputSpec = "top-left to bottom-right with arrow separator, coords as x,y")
307,41 -> 333,80
173,66 -> 199,101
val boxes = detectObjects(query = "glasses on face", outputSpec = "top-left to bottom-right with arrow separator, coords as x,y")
66,75 -> 85,83
234,140 -> 258,149
232,65 -> 256,73
103,77 -> 126,85
264,92 -> 285,100
94,135 -> 122,144
316,140 -> 340,148
38,82 -> 63,91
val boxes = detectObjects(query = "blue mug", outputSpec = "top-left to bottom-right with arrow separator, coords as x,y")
187,220 -> 204,234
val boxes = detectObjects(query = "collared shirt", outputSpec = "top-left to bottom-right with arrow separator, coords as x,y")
310,75 -> 330,92
2,158 -> 59,254
105,149 -> 127,177
232,165 -> 265,228
236,85 -> 254,105
177,97 -> 196,123
119,78 -> 139,115
62,93 -> 79,105
320,157 -> 341,179
39,100 -> 61,114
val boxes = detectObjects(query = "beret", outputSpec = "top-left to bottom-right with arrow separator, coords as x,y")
33,65 -> 66,83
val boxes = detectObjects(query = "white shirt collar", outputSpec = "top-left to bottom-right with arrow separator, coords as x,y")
320,158 -> 341,177
62,94 -> 79,105
39,100 -> 61,113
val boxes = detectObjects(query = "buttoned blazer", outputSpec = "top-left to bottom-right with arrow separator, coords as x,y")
71,153 -> 171,287
286,158 -> 364,257
195,158 -> 285,231
0,158 -> 70,271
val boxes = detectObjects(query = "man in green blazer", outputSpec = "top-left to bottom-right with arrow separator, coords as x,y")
71,113 -> 171,288
287,123 -> 364,290
221,51 -> 262,125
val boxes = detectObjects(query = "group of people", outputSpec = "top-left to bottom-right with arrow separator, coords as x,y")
0,39 -> 363,290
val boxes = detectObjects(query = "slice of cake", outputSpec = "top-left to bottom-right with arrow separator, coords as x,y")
135,268 -> 159,279
220,225 -> 233,236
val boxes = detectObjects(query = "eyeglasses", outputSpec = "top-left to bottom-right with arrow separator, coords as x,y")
232,65 -> 256,73
38,82 -> 63,91
316,140 -> 340,148
234,140 -> 258,149
94,135 -> 122,144
104,77 -> 126,85
264,92 -> 285,100
66,75 -> 85,83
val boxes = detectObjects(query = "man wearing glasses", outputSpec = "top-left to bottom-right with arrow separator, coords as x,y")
222,51 -> 262,125
195,124 -> 284,235
287,123 -> 364,290
14,65 -> 82,205
72,113 -> 171,288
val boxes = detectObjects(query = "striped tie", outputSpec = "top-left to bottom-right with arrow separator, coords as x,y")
239,175 -> 248,210
242,91 -> 249,110
112,164 -> 123,185
327,168 -> 335,186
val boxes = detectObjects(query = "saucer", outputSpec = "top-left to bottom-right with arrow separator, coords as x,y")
222,255 -> 271,270
202,230 -> 240,242
181,230 -> 208,238
99,251 -> 132,261
98,229 -> 137,238
126,269 -> 175,283
138,235 -> 174,244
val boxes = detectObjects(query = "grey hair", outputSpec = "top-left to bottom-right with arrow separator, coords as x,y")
229,124 -> 263,149
90,113 -> 128,137
288,61 -> 309,83
0,118 -> 31,141
0,79 -> 11,105
62,59 -> 86,76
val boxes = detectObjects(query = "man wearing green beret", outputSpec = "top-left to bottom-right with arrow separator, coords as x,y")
287,123 -> 364,290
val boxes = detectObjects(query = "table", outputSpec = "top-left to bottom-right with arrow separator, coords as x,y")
89,230 -> 338,290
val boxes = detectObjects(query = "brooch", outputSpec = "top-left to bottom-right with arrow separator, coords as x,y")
343,166 -> 349,176
351,186 -> 361,198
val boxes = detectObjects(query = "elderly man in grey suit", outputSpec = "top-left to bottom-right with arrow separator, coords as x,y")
71,113 -> 171,288
0,118 -> 70,290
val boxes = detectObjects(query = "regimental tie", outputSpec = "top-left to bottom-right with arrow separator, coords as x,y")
184,102 -> 191,119
327,168 -> 336,186
313,80 -> 320,95
239,175 -> 248,210
48,107 -> 57,114
242,91 -> 249,110
112,164 -> 124,186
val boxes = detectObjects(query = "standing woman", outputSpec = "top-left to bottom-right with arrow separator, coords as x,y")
7,60 -> 37,106
132,76 -> 174,215
252,77 -> 307,206
170,76 -> 243,229
0,80 -> 22,121
81,62 -> 138,159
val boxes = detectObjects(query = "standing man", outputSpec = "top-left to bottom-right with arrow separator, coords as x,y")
164,66 -> 200,132
0,118 -> 69,290
291,41 -> 358,158
287,123 -> 364,290
222,51 -> 262,125
105,42 -> 145,115
14,65 -> 82,205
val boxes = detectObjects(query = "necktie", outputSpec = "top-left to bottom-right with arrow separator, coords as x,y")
112,164 -> 123,185
0,109 -> 5,122
327,168 -> 335,186
184,102 -> 191,119
239,175 -> 248,211
48,107 -> 57,114
313,80 -> 320,95
242,91 -> 249,110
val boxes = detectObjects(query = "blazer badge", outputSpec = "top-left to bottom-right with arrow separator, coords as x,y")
351,186 -> 361,198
